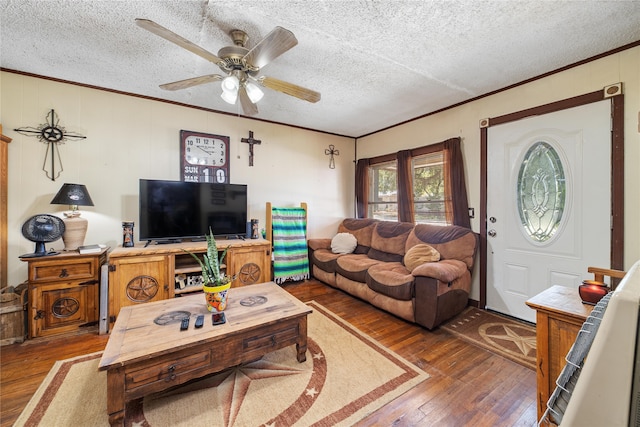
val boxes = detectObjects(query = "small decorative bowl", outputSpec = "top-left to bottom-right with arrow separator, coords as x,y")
579,280 -> 609,305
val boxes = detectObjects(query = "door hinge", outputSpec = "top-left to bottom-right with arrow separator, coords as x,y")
108,264 -> 116,272
109,315 -> 117,323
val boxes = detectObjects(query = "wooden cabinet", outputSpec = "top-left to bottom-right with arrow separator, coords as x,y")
22,249 -> 108,338
108,239 -> 271,325
526,285 -> 593,423
228,245 -> 270,286
108,254 -> 170,323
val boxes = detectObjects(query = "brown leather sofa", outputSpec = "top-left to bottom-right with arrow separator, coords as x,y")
307,218 -> 479,329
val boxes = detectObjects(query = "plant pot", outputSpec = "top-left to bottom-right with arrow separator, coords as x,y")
203,282 -> 231,312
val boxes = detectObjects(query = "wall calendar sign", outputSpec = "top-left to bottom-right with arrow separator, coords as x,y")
180,130 -> 230,183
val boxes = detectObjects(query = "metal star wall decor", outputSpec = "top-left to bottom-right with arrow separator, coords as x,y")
14,109 -> 86,181
324,144 -> 339,169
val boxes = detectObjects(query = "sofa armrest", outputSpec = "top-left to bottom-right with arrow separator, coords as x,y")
411,259 -> 468,283
308,238 -> 332,251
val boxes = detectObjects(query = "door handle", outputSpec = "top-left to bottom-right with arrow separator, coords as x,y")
488,229 -> 497,237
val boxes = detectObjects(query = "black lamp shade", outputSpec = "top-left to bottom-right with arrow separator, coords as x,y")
51,183 -> 94,207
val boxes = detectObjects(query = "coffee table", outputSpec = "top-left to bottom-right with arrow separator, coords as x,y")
98,281 -> 312,426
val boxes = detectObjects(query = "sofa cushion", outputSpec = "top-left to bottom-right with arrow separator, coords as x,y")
368,221 -> 415,262
331,232 -> 358,254
308,238 -> 332,251
366,262 -> 414,301
403,244 -> 441,272
406,224 -> 478,270
311,248 -> 342,273
411,259 -> 469,283
338,218 -> 378,254
335,254 -> 383,283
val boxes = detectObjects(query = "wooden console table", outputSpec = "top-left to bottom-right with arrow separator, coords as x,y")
526,285 -> 594,422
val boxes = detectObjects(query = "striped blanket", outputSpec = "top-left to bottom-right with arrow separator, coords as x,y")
271,207 -> 310,284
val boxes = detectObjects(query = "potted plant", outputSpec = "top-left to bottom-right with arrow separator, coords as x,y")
184,228 -> 234,312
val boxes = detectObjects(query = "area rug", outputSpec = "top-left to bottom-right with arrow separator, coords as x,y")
440,307 -> 537,370
15,301 -> 428,427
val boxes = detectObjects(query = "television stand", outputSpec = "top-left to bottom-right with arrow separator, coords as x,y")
155,239 -> 182,245
107,239 -> 272,329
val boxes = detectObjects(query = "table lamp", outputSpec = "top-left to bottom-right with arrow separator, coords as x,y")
51,183 -> 94,251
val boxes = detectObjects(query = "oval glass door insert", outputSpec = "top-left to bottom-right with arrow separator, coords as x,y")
516,141 -> 566,242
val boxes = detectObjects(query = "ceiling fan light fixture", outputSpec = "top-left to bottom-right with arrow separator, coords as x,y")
245,82 -> 264,103
221,75 -> 239,93
221,90 -> 238,104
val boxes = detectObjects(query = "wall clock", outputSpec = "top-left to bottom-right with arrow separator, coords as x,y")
180,130 -> 230,183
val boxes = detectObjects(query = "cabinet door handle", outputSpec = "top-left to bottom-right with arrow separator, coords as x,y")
59,269 -> 69,278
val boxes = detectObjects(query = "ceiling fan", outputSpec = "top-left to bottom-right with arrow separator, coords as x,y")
136,18 -> 321,116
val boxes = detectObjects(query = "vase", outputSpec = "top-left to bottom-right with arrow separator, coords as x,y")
203,282 -> 231,312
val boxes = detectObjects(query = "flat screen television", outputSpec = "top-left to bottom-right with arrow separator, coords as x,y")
139,179 -> 247,243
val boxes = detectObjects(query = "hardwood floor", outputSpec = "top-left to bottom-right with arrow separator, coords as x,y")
0,280 -> 537,426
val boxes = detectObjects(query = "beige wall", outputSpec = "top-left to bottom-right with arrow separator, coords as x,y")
2,45 -> 639,294
1,71 -> 355,286
358,46 -> 640,300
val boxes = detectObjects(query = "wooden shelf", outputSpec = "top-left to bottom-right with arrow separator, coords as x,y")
174,285 -> 203,295
174,266 -> 202,275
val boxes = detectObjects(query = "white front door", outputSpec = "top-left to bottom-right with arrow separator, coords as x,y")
486,101 -> 611,322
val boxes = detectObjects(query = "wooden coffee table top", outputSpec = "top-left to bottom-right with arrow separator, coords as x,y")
99,281 -> 311,370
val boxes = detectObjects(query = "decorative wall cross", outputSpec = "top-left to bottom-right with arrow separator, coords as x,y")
325,144 -> 340,169
14,109 -> 86,181
241,130 -> 261,167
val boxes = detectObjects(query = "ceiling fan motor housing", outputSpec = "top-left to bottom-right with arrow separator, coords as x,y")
217,45 -> 250,71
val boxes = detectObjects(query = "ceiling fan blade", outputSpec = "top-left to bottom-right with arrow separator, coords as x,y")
136,18 -> 224,66
258,76 -> 321,103
243,27 -> 298,69
238,86 -> 259,116
159,74 -> 224,91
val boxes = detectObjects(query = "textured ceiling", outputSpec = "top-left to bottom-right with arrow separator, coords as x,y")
1,1 -> 639,137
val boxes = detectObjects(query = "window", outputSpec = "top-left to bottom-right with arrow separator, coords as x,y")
359,137 -> 470,228
367,153 -> 447,224
368,161 -> 398,221
412,152 -> 447,224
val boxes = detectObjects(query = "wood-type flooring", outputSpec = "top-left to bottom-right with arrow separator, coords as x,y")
0,279 -> 536,427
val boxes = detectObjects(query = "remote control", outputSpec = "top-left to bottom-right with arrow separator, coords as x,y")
194,314 -> 204,328
180,317 -> 189,331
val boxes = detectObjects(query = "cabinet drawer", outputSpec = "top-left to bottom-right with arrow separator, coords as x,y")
125,350 -> 211,396
30,260 -> 95,283
243,324 -> 300,356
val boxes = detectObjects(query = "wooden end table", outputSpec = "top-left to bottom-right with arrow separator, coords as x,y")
98,281 -> 311,426
526,285 -> 594,422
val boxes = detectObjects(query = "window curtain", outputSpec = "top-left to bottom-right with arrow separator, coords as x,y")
443,138 -> 471,229
396,149 -> 414,222
355,158 -> 369,218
